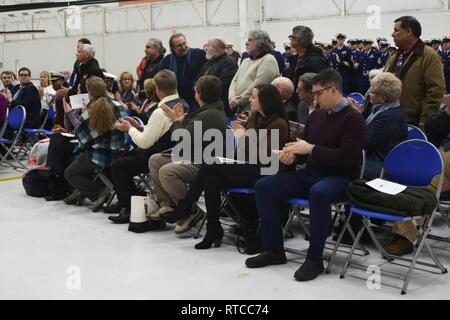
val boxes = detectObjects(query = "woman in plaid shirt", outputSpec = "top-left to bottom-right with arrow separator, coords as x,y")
64,76 -> 128,212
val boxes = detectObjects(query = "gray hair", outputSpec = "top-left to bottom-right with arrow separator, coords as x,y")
82,44 -> 95,58
292,25 -> 314,47
209,37 -> 226,50
148,38 -> 166,55
249,30 -> 273,55
299,72 -> 317,92
370,72 -> 402,102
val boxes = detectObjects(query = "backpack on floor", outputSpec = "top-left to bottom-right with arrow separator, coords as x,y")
22,168 -> 50,198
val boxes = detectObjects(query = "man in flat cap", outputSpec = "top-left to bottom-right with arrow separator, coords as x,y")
330,33 -> 352,95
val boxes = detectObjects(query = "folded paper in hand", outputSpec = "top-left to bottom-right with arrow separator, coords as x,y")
366,178 -> 407,196
69,94 -> 89,109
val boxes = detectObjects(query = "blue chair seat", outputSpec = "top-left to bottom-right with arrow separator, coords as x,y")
288,198 -> 309,206
225,188 -> 254,194
351,207 -> 411,222
0,137 -> 11,143
24,128 -> 46,134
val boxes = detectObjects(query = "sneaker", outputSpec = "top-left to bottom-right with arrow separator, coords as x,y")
64,190 -> 84,205
245,249 -> 287,268
294,257 -> 324,282
148,206 -> 174,221
174,208 -> 205,235
92,190 -> 112,213
383,235 -> 414,256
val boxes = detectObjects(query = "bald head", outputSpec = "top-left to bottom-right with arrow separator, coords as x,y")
205,37 -> 227,60
271,77 -> 294,101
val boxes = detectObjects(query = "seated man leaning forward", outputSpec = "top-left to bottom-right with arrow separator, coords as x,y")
245,69 -> 367,282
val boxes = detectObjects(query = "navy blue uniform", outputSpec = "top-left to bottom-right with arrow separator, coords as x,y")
360,48 -> 382,94
351,49 -> 366,94
380,51 -> 390,68
331,46 -> 352,95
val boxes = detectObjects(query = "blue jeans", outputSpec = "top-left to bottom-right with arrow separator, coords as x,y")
255,170 -> 350,258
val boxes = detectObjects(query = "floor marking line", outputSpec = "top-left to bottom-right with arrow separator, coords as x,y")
0,176 -> 22,182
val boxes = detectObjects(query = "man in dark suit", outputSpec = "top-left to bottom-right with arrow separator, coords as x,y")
10,67 -> 41,128
68,44 -> 104,96
159,33 -> 207,113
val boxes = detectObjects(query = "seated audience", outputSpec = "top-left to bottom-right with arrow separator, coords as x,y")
106,70 -> 188,225
161,84 -> 290,250
271,77 -> 295,120
145,75 -> 227,234
132,78 -> 160,123
245,70 -> 366,282
116,71 -> 140,112
63,76 -> 127,212
296,73 -> 318,125
350,72 -> 408,179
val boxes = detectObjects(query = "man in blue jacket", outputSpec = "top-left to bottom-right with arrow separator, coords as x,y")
158,33 -> 206,113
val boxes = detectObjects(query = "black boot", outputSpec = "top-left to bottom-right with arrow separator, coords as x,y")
245,249 -> 287,268
108,208 -> 130,224
195,226 -> 224,250
294,257 -> 324,282
103,202 -> 123,214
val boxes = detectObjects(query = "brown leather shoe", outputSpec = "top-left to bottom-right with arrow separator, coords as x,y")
383,235 -> 414,256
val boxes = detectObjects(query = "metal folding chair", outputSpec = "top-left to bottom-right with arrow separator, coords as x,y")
282,150 -> 369,273
340,140 -> 448,295
0,106 -> 27,170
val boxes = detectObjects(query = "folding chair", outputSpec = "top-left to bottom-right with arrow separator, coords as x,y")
194,187 -> 255,240
407,124 -> 427,141
0,106 -> 27,170
0,108 -> 9,138
340,140 -> 448,295
23,104 -> 55,140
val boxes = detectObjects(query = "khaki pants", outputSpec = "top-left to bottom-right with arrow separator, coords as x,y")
394,147 -> 450,243
148,154 -> 199,208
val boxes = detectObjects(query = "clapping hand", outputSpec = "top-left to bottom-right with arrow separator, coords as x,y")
162,102 -> 187,122
283,138 -> 315,155
115,118 -> 132,132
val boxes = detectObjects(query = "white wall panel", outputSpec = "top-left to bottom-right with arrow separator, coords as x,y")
263,0 -> 341,20
207,0 -> 239,25
346,0 -> 445,15
152,0 -> 204,29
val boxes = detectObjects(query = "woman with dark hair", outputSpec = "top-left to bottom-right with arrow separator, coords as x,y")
161,84 -> 290,250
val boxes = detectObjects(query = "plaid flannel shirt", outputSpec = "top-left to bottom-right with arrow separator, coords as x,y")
75,99 -> 128,168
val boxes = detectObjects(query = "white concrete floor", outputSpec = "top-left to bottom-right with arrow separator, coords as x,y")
1,166 -> 450,300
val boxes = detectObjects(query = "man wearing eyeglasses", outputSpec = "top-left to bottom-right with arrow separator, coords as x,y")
246,69 -> 367,282
10,67 -> 41,129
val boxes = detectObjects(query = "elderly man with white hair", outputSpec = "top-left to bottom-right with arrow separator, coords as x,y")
69,43 -> 104,96
197,37 -> 238,116
271,77 -> 296,119
229,30 -> 280,112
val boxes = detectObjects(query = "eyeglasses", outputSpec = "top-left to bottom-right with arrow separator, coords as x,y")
288,35 -> 297,40
312,86 -> 333,97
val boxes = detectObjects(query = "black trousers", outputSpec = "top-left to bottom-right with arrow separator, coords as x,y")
111,149 -> 151,211
64,152 -> 104,202
183,163 -> 263,231
47,134 -> 77,175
